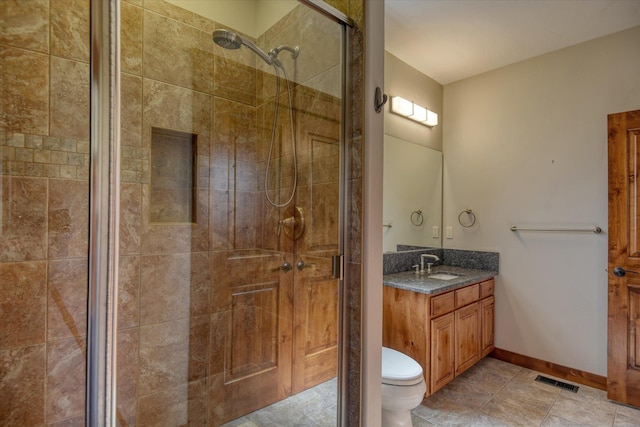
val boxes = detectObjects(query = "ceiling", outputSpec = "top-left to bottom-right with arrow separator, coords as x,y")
385,0 -> 640,85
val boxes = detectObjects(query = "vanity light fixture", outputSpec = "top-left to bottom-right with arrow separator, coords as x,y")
390,96 -> 438,127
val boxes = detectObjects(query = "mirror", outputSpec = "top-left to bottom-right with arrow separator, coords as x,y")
383,134 -> 443,253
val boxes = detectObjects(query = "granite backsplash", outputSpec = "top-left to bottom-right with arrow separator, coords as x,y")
383,247 -> 499,275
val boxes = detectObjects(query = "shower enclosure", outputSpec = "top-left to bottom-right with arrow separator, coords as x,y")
0,0 -> 363,425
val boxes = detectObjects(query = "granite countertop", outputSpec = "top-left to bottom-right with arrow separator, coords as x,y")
383,265 -> 497,295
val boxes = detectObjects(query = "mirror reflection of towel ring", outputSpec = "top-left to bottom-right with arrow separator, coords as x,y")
411,210 -> 424,226
458,209 -> 476,228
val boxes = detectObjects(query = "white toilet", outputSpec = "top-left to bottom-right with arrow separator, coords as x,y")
381,347 -> 427,427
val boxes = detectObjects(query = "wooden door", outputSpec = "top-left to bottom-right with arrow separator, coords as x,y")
481,296 -> 495,357
430,313 -> 455,393
455,303 -> 480,376
608,109 -> 640,407
291,124 -> 341,393
209,250 -> 294,425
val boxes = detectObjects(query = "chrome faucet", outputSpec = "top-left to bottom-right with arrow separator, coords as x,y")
420,254 -> 440,274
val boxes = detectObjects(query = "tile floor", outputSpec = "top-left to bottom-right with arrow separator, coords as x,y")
224,357 -> 640,426
413,357 -> 640,426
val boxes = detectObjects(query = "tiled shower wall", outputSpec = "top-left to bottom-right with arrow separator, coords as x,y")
1,0 -> 90,425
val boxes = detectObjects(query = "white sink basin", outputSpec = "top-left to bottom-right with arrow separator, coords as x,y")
429,273 -> 459,280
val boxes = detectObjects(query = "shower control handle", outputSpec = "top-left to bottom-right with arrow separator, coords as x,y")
274,261 -> 293,273
613,266 -> 640,277
296,260 -> 315,271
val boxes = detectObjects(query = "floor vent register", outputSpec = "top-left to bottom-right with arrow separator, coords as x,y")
534,375 -> 579,393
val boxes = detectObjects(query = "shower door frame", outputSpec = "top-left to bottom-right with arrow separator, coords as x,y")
86,1 -> 357,425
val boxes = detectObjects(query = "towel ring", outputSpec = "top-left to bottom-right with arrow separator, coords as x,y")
411,210 -> 424,226
458,209 -> 476,228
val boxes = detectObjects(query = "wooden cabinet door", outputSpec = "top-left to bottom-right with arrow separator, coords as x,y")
481,296 -> 495,357
430,312 -> 455,393
455,302 -> 480,376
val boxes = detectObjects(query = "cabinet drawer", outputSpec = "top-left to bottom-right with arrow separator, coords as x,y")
431,291 -> 455,317
455,284 -> 479,308
480,279 -> 495,299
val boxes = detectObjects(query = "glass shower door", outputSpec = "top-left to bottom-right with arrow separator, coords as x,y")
116,1 -> 345,425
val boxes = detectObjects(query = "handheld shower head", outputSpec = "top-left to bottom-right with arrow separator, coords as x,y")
212,29 -> 273,65
212,29 -> 242,50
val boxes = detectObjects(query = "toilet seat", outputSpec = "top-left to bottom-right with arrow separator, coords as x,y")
382,347 -> 424,386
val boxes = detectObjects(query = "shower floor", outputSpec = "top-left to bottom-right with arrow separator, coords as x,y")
222,378 -> 338,427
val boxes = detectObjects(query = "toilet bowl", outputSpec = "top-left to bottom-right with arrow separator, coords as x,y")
381,347 -> 427,427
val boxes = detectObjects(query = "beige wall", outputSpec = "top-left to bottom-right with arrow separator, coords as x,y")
384,51 -> 443,151
443,25 -> 640,376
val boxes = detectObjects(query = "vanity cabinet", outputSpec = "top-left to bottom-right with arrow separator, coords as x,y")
383,278 -> 495,396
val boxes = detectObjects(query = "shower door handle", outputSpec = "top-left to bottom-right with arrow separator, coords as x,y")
274,261 -> 293,273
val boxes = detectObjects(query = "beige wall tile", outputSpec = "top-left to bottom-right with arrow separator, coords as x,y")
46,337 -> 86,424
143,0 -> 214,33
50,0 -> 90,62
119,183 -> 142,255
214,56 -> 256,106
139,318 -> 207,396
48,415 -> 85,427
0,344 -> 46,425
143,79 -> 211,141
0,47 -> 49,135
213,97 -> 257,162
48,179 -> 88,259
138,379 -> 207,426
121,2 -> 143,75
0,0 -> 49,53
118,256 -> 140,329
116,327 -> 139,426
50,57 -> 89,140
210,190 -> 231,250
121,74 -> 142,152
0,177 -> 47,262
0,261 -> 47,350
139,252 -> 210,325
47,259 -> 88,341
143,11 -> 213,93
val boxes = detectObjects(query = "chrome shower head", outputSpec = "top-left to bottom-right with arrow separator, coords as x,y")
212,29 -> 273,65
212,29 -> 241,50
